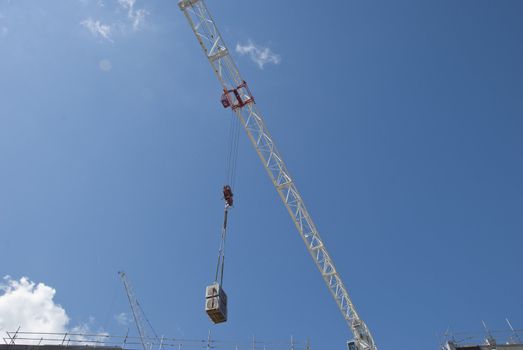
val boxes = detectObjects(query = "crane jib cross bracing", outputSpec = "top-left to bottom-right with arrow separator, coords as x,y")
178,1 -> 377,349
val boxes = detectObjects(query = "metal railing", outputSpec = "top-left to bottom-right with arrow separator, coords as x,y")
3,331 -> 311,350
441,328 -> 523,348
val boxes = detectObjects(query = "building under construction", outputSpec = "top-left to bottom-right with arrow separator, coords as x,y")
447,344 -> 523,350
1,332 -> 310,350
443,326 -> 523,350
0,346 -> 120,350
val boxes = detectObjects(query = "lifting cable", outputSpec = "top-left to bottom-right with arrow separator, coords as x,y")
214,109 -> 240,286
225,108 -> 241,189
214,207 -> 228,285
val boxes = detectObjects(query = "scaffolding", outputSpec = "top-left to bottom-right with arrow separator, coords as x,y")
441,326 -> 523,349
2,331 -> 311,350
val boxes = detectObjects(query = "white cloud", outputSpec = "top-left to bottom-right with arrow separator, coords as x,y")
235,40 -> 281,69
0,276 -> 69,341
81,18 -> 113,42
118,0 -> 148,31
0,276 -> 107,345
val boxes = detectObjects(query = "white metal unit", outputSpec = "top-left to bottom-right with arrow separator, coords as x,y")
178,1 -> 377,349
205,283 -> 228,323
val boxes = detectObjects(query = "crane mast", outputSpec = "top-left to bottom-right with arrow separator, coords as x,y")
178,1 -> 377,349
118,271 -> 158,350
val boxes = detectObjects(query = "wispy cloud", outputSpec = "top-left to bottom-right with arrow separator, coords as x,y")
118,0 -> 148,31
114,312 -> 131,327
70,318 -> 109,343
81,0 -> 147,42
81,18 -> 113,42
236,40 -> 281,69
78,0 -> 105,6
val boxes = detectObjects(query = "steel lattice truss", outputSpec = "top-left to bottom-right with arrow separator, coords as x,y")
119,271 -> 157,350
178,1 -> 377,350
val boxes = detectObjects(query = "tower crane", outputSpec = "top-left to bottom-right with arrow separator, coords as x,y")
178,1 -> 378,349
118,271 -> 159,350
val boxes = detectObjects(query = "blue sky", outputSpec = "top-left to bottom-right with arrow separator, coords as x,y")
1,0 -> 522,349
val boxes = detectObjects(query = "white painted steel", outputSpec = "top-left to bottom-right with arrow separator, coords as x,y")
119,271 -> 156,350
178,1 -> 377,349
